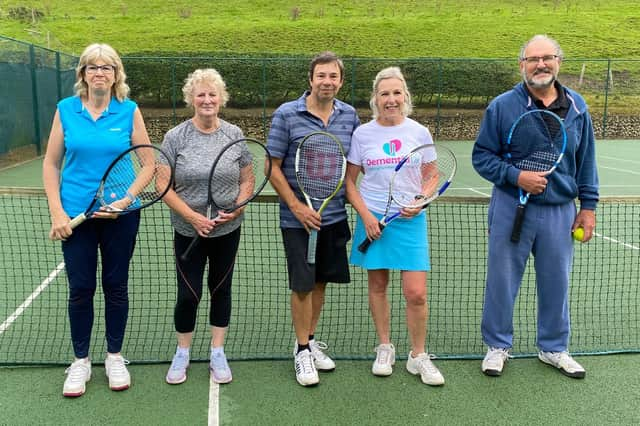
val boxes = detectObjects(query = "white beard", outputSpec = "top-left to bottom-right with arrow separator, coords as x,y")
522,70 -> 556,89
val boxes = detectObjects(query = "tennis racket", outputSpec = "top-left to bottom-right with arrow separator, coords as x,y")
357,143 -> 456,253
180,137 -> 272,262
295,131 -> 347,265
69,144 -> 174,229
507,109 -> 567,243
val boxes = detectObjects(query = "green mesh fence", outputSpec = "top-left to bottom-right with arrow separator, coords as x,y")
2,35 -> 640,169
0,36 -> 76,163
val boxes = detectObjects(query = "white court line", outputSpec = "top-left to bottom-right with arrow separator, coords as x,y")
599,165 -> 640,176
208,377 -> 220,426
594,232 -> 639,250
0,261 -> 65,334
599,155 -> 640,165
467,188 -> 491,197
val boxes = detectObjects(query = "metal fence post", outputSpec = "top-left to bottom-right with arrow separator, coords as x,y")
351,57 -> 357,107
435,58 -> 442,140
602,59 -> 611,139
55,51 -> 62,101
262,58 -> 267,138
29,44 -> 42,155
171,59 -> 177,126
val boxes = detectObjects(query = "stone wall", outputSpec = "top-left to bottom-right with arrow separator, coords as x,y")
143,108 -> 640,143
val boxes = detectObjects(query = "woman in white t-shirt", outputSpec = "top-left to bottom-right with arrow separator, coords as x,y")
345,67 -> 444,386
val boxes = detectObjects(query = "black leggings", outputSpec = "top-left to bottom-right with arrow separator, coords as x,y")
173,228 -> 241,332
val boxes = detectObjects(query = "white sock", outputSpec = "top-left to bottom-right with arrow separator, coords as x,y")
177,346 -> 189,357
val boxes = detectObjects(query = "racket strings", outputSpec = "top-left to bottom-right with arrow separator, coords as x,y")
514,150 -> 559,171
391,146 -> 455,207
103,146 -> 172,208
210,139 -> 270,212
297,137 -> 345,199
209,146 -> 243,211
509,112 -> 565,172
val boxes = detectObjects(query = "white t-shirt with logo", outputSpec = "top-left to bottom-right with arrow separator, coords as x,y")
347,117 -> 434,214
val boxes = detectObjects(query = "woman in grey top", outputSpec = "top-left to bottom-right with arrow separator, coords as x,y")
161,68 -> 253,385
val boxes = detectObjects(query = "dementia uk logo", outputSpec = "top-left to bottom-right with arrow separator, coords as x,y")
366,139 -> 404,168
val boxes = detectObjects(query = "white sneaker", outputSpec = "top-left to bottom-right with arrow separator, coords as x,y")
166,351 -> 189,385
294,349 -> 319,386
372,343 -> 395,376
538,351 -> 586,379
63,358 -> 91,397
309,339 -> 336,371
210,349 -> 233,384
105,354 -> 131,391
406,351 -> 445,386
482,347 -> 511,376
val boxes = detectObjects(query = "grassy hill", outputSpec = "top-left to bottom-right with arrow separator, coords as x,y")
1,0 -> 639,58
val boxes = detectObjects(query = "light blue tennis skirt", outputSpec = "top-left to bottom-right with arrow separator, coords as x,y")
350,210 -> 430,271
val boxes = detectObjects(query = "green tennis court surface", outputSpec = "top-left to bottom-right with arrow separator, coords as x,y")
2,355 -> 639,425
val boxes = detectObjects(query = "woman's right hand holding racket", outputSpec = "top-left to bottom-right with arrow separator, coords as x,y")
187,210 -> 218,238
49,209 -> 72,241
361,210 -> 383,243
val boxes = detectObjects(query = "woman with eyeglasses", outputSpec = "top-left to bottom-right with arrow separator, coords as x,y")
43,43 -> 152,397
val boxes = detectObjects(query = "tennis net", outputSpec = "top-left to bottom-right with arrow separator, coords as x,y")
0,188 -> 638,365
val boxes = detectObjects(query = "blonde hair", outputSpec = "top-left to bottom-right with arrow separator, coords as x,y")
73,43 -> 129,101
182,68 -> 229,107
369,66 -> 413,119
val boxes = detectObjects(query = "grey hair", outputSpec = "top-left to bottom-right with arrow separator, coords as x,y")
519,35 -> 564,60
182,68 -> 229,107
369,66 -> 413,119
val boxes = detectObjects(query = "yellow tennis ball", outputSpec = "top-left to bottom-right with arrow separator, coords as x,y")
572,227 -> 585,242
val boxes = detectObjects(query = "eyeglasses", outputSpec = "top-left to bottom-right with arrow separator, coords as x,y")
522,55 -> 560,65
85,65 -> 116,74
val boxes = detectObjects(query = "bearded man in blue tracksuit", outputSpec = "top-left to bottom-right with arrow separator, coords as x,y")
472,35 -> 599,379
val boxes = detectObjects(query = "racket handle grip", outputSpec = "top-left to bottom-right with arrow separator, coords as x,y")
69,213 -> 87,230
180,236 -> 200,262
357,222 -> 386,253
357,237 -> 372,253
510,204 -> 526,243
307,230 -> 318,264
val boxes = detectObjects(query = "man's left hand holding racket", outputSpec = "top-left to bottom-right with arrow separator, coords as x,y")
52,144 -> 174,239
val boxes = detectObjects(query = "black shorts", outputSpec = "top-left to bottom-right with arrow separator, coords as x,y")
281,219 -> 351,292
